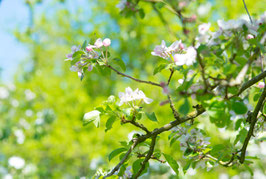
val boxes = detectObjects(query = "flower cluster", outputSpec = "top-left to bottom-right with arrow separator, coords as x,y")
65,38 -> 111,78
171,126 -> 211,153
118,87 -> 153,106
151,40 -> 197,66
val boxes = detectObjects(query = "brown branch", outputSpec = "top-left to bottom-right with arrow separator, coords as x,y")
167,95 -> 180,120
103,140 -> 138,178
137,152 -> 165,163
167,68 -> 174,86
239,85 -> 266,163
121,116 -> 150,134
197,52 -> 209,91
106,64 -> 162,88
230,70 -> 266,98
133,135 -> 157,178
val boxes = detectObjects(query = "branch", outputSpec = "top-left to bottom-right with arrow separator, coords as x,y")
133,135 -> 157,178
197,52 -> 209,91
103,140 -> 138,178
230,70 -> 266,98
167,95 -> 180,120
106,64 -> 162,87
167,68 -> 174,86
104,105 -> 205,178
121,116 -> 151,134
239,85 -> 266,163
137,152 -> 165,163
242,0 -> 253,24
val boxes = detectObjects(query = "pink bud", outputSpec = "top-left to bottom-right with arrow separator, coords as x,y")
178,1 -> 187,8
258,82 -> 265,89
86,45 -> 94,52
246,34 -> 254,39
103,38 -> 111,47
160,82 -> 166,87
179,43 -> 184,50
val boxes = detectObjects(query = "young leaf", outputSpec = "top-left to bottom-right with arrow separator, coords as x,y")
81,40 -> 88,50
179,98 -> 190,115
112,58 -> 126,72
132,159 -> 149,177
105,116 -> 116,132
153,63 -> 167,75
145,112 -> 158,122
163,153 -> 179,175
109,148 -> 128,161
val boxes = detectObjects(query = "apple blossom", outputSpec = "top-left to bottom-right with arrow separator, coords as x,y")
258,82 -> 265,89
198,23 -> 211,35
8,156 -> 25,169
84,110 -> 101,121
151,40 -> 184,59
103,38 -> 111,47
118,87 -> 153,106
246,34 -> 254,39
65,45 -> 80,61
173,46 -> 197,66
94,38 -> 103,48
86,45 -> 95,52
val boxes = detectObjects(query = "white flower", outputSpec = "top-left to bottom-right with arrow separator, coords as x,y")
94,38 -> 103,48
217,19 -> 246,31
198,23 -> 211,35
25,89 -> 36,101
197,2 -> 212,16
173,47 -> 197,66
0,87 -> 9,99
151,40 -> 184,59
8,156 -> 25,169
3,174 -> 13,179
14,129 -> 25,144
65,45 -> 80,61
118,87 -> 153,106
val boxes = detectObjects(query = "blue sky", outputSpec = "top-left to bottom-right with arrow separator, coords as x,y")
0,0 -> 30,83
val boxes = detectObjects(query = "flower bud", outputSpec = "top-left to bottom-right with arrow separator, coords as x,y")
246,34 -> 254,39
103,38 -> 111,47
258,82 -> 265,89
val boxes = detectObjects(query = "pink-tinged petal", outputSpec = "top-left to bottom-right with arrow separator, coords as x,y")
87,65 -> 93,71
258,82 -> 265,89
103,38 -> 111,47
94,38 -> 103,48
246,34 -> 254,39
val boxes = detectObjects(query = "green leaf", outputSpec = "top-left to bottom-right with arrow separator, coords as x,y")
108,148 -> 128,161
105,116 -> 116,132
112,58 -> 126,72
132,159 -> 149,177
163,153 -> 179,175
145,112 -> 158,122
153,63 -> 167,75
83,110 -> 101,127
81,40 -> 88,50
179,98 -> 190,115
235,118 -> 243,130
207,101 -> 229,128
253,93 -> 260,101
138,8 -> 145,19
232,101 -> 248,114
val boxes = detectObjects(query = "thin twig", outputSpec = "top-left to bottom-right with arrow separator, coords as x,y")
121,116 -> 150,134
106,64 -> 161,87
134,135 -> 157,178
242,0 -> 253,24
239,85 -> 266,163
167,68 -> 174,86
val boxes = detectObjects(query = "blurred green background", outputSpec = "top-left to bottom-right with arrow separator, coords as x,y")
0,0 -> 265,178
